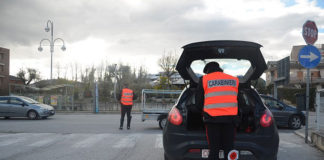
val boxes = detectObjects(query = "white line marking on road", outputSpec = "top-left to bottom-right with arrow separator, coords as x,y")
28,137 -> 57,147
155,134 -> 163,149
0,134 -> 29,147
72,134 -> 110,148
112,134 -> 139,148
0,133 -> 28,138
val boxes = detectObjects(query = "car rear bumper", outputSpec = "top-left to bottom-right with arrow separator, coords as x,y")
163,128 -> 279,160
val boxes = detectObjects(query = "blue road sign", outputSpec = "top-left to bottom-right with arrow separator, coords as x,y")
298,45 -> 321,68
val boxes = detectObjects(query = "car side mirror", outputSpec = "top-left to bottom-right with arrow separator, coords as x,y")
278,105 -> 284,110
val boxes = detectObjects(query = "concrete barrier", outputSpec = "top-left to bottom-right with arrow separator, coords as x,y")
311,132 -> 324,152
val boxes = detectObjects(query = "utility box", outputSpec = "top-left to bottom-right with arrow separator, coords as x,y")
296,93 -> 306,112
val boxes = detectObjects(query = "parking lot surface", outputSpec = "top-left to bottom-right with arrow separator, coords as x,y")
0,114 -> 323,160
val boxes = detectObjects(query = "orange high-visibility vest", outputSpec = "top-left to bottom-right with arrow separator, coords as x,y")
202,72 -> 239,117
121,88 -> 134,105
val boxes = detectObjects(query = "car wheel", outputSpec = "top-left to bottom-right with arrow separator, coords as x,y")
27,110 -> 38,120
164,153 -> 169,160
159,118 -> 167,129
289,115 -> 301,129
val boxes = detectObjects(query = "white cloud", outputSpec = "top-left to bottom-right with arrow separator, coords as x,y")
1,0 -> 324,79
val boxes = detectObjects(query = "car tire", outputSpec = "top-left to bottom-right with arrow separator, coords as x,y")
159,118 -> 167,130
27,110 -> 38,120
164,153 -> 169,160
289,115 -> 301,129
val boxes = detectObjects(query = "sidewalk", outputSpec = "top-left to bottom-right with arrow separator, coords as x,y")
294,127 -> 312,143
294,111 -> 324,152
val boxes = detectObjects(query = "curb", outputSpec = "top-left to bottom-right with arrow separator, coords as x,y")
311,131 -> 324,152
294,130 -> 311,142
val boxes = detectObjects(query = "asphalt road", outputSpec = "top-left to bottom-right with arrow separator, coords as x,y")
0,114 -> 323,160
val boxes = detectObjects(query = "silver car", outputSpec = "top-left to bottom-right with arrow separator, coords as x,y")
0,96 -> 55,119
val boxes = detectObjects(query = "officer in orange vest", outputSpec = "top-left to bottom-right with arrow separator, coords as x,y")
119,83 -> 134,130
195,62 -> 239,160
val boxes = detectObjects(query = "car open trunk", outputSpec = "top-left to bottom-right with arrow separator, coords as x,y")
176,40 -> 267,84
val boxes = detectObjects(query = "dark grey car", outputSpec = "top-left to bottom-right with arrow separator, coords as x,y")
163,41 -> 279,160
260,95 -> 305,129
0,96 -> 55,119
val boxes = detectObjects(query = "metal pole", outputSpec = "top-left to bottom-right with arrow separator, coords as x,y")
305,68 -> 310,143
72,86 -> 74,111
316,91 -> 320,131
94,82 -> 99,113
274,82 -> 277,99
50,22 -> 54,80
113,64 -> 118,102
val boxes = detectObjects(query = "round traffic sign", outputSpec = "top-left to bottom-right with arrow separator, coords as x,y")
298,45 -> 321,69
302,20 -> 318,45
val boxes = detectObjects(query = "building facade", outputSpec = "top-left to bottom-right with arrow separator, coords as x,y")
0,47 -> 10,96
266,44 -> 324,88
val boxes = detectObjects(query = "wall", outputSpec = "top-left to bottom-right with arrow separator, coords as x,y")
0,47 -> 9,96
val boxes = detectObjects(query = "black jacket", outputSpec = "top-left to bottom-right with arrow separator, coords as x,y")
195,73 -> 237,124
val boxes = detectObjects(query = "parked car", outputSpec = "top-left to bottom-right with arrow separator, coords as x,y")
163,41 -> 279,160
0,96 -> 55,119
260,94 -> 305,129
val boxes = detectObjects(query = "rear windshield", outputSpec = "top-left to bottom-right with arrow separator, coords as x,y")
190,59 -> 251,78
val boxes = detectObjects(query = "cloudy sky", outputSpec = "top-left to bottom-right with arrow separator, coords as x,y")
1,0 -> 324,79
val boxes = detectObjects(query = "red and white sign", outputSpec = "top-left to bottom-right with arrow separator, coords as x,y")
228,150 -> 239,160
302,20 -> 318,45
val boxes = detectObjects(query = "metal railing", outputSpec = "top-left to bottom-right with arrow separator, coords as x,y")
290,77 -> 324,84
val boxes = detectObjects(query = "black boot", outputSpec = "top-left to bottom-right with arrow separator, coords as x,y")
127,116 -> 132,130
119,118 -> 124,130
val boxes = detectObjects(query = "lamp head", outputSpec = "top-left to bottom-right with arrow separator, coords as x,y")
38,46 -> 43,52
45,27 -> 50,32
61,45 -> 66,51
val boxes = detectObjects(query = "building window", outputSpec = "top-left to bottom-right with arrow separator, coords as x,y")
0,77 -> 3,87
297,71 -> 303,80
311,71 -> 320,79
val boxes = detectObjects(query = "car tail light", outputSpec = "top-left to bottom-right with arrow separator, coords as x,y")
188,149 -> 200,153
168,107 -> 183,125
260,109 -> 273,127
245,126 -> 252,133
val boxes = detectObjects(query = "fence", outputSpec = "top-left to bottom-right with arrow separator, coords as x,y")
9,84 -> 182,113
9,83 -> 75,111
315,89 -> 324,132
63,102 -> 143,112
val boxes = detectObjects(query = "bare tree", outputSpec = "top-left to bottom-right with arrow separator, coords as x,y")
74,63 -> 78,81
56,63 -> 61,79
70,63 -> 74,81
17,68 -> 41,85
158,51 -> 178,88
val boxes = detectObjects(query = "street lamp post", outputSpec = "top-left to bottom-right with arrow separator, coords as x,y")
38,20 -> 66,80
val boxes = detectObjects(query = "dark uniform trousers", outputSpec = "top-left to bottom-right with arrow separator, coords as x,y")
205,122 -> 235,160
120,105 -> 132,128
